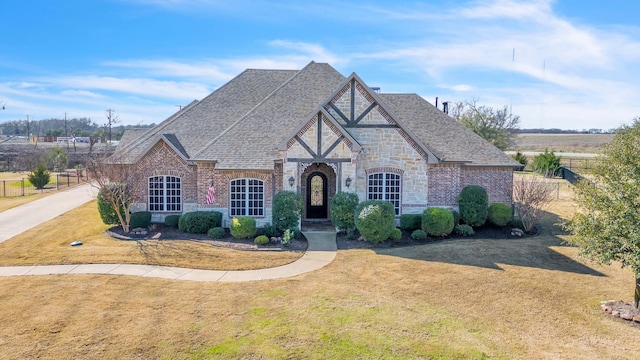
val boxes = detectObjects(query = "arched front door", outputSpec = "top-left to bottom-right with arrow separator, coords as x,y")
306,172 -> 328,219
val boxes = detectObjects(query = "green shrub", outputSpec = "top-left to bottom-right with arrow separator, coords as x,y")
454,224 -> 475,236
282,229 -> 293,247
354,200 -> 395,244
164,214 -> 180,228
28,163 -> 50,190
260,223 -> 279,238
390,228 -> 402,241
272,191 -> 303,231
230,216 -> 257,239
97,183 -> 127,225
287,227 -> 301,240
178,211 -> 223,234
532,149 -> 561,177
130,211 -> 151,229
254,235 -> 269,245
452,210 -> 461,225
330,192 -> 360,232
511,217 -> 525,230
399,214 -> 422,230
511,151 -> 528,168
488,202 -> 513,227
411,229 -> 427,241
422,208 -> 454,237
207,227 -> 226,239
458,185 -> 488,227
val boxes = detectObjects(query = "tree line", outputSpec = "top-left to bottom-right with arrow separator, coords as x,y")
0,117 -> 155,140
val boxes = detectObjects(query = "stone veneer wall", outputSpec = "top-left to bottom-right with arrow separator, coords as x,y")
350,128 -> 428,215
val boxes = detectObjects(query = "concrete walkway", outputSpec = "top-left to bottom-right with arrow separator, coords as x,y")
0,185 -> 338,281
0,183 -> 97,243
0,231 -> 337,282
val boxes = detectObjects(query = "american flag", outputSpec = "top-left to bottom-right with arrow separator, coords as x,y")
205,180 -> 216,204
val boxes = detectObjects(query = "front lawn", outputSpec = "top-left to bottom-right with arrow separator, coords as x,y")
0,201 -> 304,271
0,191 -> 638,358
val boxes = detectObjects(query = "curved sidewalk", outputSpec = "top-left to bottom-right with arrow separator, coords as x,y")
0,231 -> 337,282
0,183 -> 338,281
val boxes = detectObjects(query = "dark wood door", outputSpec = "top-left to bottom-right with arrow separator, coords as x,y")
306,172 -> 328,219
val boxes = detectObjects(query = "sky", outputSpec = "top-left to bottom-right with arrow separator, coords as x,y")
1,0 -> 640,131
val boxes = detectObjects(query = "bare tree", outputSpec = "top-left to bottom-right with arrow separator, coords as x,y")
512,175 -> 555,232
86,153 -> 142,233
451,99 -> 520,150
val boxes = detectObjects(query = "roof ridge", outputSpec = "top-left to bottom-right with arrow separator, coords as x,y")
191,61 -> 318,160
112,100 -> 198,156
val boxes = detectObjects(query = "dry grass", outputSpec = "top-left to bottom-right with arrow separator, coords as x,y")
0,201 -> 303,271
512,133 -> 614,153
0,188 -> 638,359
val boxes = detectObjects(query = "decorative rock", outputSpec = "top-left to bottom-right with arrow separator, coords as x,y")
621,312 -> 634,321
633,316 -> 640,323
511,228 -> 524,237
70,241 -> 83,246
601,305 -> 612,313
611,310 -> 620,318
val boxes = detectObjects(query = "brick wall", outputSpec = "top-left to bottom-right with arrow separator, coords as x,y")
428,164 -> 514,206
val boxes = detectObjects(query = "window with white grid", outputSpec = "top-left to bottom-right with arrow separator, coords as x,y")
230,178 -> 264,216
367,173 -> 401,215
148,176 -> 182,212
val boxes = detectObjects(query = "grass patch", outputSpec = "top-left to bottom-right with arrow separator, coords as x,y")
0,201 -> 303,271
0,187 -> 638,358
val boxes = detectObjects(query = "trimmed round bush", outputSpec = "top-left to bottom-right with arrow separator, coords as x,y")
207,227 -> 226,239
411,229 -> 427,241
330,192 -> 360,232
97,183 -> 127,225
354,200 -> 395,244
230,216 -> 257,239
254,235 -> 269,245
164,214 -> 180,228
272,191 -> 303,231
178,211 -> 223,234
260,223 -> 279,238
400,214 -> 422,231
458,185 -> 488,227
488,202 -> 513,227
454,224 -> 474,236
422,208 -> 454,237
130,211 -> 152,229
390,228 -> 402,241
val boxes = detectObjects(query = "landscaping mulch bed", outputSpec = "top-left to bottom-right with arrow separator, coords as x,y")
336,225 -> 528,250
106,224 -> 308,252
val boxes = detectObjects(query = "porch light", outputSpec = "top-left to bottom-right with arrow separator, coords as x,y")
345,176 -> 352,188
288,176 -> 295,188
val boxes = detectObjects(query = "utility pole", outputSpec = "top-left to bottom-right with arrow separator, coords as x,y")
26,115 -> 30,143
64,112 -> 68,138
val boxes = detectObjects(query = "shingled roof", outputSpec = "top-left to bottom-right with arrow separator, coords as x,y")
114,61 -> 518,168
379,94 -> 519,166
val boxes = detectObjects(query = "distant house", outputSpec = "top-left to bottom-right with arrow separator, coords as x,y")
112,61 -> 519,226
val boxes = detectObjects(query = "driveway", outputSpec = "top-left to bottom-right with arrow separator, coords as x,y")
0,183 -> 96,243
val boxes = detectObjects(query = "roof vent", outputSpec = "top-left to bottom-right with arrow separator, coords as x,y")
370,87 -> 380,93
442,101 -> 449,114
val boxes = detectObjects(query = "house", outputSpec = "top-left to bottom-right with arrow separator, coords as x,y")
112,61 -> 519,227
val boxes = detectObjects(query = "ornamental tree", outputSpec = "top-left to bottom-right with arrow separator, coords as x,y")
564,119 -> 640,309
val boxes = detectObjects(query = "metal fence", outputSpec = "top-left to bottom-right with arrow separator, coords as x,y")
560,158 -> 603,173
0,170 -> 86,197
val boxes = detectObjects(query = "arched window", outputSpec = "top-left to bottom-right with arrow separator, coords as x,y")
367,173 -> 401,215
148,175 -> 182,212
230,178 -> 264,216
